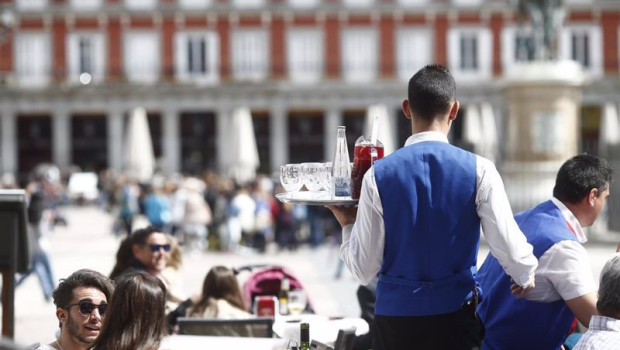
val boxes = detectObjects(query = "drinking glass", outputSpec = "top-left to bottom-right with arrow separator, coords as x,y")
302,162 -> 323,192
288,290 -> 307,315
321,162 -> 332,192
280,164 -> 303,192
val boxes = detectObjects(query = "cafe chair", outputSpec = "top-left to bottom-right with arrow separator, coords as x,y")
334,328 -> 356,350
177,317 -> 275,338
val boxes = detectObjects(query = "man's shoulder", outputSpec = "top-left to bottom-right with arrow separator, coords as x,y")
31,343 -> 56,350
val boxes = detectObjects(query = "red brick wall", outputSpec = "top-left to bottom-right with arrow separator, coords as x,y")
162,16 -> 174,80
52,19 -> 66,81
379,15 -> 394,78
325,15 -> 340,79
435,14 -> 448,67
601,12 -> 619,75
490,14 -> 503,77
107,18 -> 122,80
271,15 -> 286,79
217,17 -> 230,80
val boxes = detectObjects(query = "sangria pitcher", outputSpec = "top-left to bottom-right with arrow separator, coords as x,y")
351,136 -> 384,200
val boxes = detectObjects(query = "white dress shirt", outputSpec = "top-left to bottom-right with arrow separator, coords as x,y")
339,131 -> 538,287
524,198 -> 597,302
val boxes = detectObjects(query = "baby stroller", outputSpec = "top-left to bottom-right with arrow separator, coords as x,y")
235,264 -> 315,314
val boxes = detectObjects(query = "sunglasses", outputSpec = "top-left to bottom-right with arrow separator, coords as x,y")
66,300 -> 108,317
145,243 -> 171,253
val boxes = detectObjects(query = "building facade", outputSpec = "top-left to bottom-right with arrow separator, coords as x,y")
1,0 -> 619,184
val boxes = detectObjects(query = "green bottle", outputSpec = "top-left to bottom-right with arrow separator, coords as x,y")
300,322 -> 310,350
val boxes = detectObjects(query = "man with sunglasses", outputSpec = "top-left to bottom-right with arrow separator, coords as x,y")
116,226 -> 171,280
35,269 -> 114,350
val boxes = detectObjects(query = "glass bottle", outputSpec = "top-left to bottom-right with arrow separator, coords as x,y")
279,277 -> 290,315
300,323 -> 310,350
332,126 -> 352,198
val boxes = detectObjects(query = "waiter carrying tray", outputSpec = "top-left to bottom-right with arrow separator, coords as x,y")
327,64 -> 538,350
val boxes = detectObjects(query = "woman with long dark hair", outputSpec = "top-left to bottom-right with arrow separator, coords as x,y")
187,265 -> 250,319
88,272 -> 167,350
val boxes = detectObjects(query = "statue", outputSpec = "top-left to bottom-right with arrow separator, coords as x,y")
514,0 -> 565,61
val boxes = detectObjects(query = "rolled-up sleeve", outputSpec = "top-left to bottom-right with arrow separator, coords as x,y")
476,156 -> 538,288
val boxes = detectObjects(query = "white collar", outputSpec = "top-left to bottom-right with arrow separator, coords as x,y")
404,131 -> 449,147
550,197 -> 587,243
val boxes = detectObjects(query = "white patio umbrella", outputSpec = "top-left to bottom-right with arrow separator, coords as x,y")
227,107 -> 260,184
463,104 -> 483,154
480,103 -> 498,162
123,107 -> 155,182
599,103 -> 620,157
364,104 -> 396,156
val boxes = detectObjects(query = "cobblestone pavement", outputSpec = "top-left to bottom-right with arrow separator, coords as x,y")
3,205 -> 619,346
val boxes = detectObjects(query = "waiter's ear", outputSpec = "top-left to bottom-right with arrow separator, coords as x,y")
402,99 -> 412,120
448,100 -> 459,121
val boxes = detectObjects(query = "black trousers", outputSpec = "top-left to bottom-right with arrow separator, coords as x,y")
372,303 -> 484,350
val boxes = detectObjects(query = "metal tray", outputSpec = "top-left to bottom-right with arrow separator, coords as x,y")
275,191 -> 358,206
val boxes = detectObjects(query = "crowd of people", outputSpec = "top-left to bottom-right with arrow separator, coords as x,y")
3,63 -> 620,350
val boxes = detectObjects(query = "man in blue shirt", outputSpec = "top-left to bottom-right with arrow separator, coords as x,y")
477,154 -> 614,350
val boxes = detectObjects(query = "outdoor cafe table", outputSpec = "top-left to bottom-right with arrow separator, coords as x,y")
161,334 -> 288,350
272,314 -> 369,345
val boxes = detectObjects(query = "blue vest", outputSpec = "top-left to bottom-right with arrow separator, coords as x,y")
477,200 -> 578,350
374,141 -> 481,316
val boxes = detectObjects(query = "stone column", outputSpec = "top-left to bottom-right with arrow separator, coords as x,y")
324,107 -> 342,162
269,102 -> 287,174
0,109 -> 17,176
162,108 -> 180,175
502,61 -> 584,212
52,109 -> 71,169
216,107 -> 230,174
107,108 -> 124,173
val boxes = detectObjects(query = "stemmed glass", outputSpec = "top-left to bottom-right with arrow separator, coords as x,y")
280,164 -> 303,193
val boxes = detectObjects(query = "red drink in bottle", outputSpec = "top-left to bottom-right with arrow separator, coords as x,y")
352,137 -> 384,200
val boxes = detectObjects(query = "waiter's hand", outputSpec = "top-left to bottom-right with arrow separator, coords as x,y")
510,278 -> 535,299
325,205 -> 358,228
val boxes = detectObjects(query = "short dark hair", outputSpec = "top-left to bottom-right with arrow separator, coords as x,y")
407,64 -> 457,122
52,269 -> 115,328
130,226 -> 163,247
553,154 -> 614,204
596,255 -> 620,318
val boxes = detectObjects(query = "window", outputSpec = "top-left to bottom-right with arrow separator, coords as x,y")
287,28 -> 323,83
342,28 -> 378,83
175,31 -> 219,84
124,32 -> 160,83
343,0 -> 373,6
289,0 -> 320,7
69,0 -> 102,10
16,0 -> 48,10
15,32 -> 50,87
561,25 -> 602,76
124,0 -> 157,10
179,0 -> 212,9
397,0 -> 429,5
501,26 -> 535,72
448,27 -> 492,81
396,27 -> 432,81
232,29 -> 268,81
232,0 -> 265,7
451,0 -> 483,5
67,33 -> 105,84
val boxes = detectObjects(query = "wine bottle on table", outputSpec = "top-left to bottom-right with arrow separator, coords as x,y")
300,322 -> 310,350
279,277 -> 290,315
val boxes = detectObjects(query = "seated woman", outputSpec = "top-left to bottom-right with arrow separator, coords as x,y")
187,265 -> 251,319
88,271 -> 167,350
